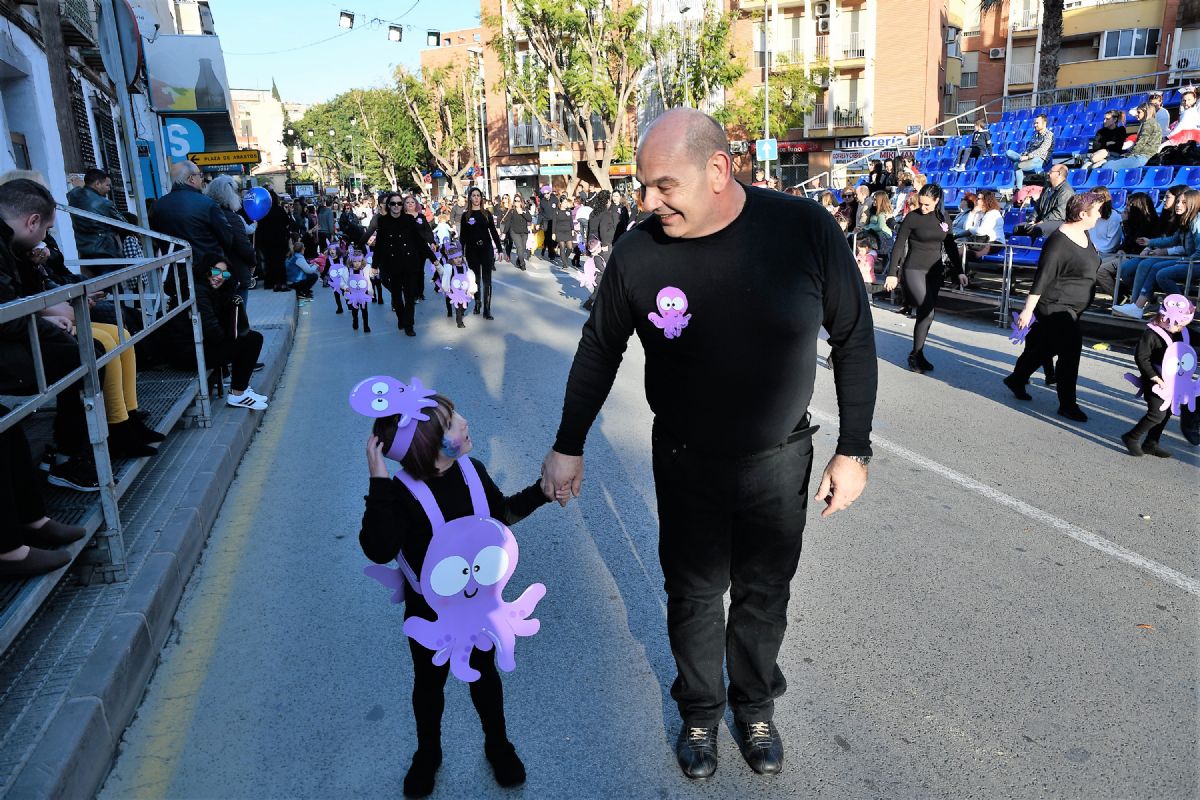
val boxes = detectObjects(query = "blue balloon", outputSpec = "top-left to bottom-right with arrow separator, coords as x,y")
242,187 -> 271,221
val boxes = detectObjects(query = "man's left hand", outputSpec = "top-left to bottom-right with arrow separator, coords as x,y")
814,454 -> 868,518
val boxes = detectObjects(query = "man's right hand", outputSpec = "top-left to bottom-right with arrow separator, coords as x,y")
541,449 -> 583,507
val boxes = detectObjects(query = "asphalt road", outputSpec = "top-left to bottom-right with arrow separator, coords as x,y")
100,255 -> 1198,800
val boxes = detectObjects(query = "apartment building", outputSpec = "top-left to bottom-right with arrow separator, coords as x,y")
730,0 -> 958,184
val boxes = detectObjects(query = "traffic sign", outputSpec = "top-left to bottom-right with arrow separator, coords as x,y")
755,138 -> 778,162
187,149 -> 261,166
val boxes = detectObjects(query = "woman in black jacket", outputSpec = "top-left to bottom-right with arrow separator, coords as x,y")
504,194 -> 532,271
204,176 -> 256,307
256,190 -> 291,292
459,187 -> 502,318
585,190 -> 617,258
361,193 -> 431,336
883,184 -> 969,373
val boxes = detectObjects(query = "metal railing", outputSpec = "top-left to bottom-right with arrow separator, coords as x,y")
814,34 -> 829,60
1011,6 -> 1039,30
0,205 -> 207,588
1010,63 -> 1036,85
841,32 -> 866,60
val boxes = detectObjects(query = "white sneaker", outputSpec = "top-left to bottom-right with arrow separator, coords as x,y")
226,393 -> 268,411
241,387 -> 269,403
1112,302 -> 1144,319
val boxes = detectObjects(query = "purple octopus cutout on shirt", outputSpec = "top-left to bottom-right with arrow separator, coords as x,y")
1010,311 -> 1035,345
447,266 -> 474,308
648,286 -> 691,339
576,256 -> 598,292
328,259 -> 349,294
344,272 -> 372,309
1123,325 -> 1199,415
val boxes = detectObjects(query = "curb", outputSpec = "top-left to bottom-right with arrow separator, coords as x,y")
8,305 -> 300,800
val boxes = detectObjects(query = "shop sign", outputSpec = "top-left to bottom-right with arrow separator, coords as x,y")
778,141 -> 820,153
608,164 -> 635,176
539,149 -> 573,165
835,135 -> 908,150
496,165 -> 539,177
540,164 -> 574,175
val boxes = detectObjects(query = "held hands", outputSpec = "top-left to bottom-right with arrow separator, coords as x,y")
814,454 -> 869,518
883,275 -> 899,292
540,449 -> 583,507
366,434 -> 389,479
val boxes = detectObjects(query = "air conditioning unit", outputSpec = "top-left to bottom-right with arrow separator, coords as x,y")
817,18 -> 831,34
989,47 -> 1005,59
813,1 -> 830,17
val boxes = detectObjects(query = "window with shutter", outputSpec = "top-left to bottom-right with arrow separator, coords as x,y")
68,72 -> 97,169
92,97 -> 129,213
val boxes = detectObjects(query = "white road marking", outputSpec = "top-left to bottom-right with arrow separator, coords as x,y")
500,269 -> 1200,598
811,409 -> 1200,597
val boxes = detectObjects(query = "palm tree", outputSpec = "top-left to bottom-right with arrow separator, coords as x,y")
980,0 -> 1065,96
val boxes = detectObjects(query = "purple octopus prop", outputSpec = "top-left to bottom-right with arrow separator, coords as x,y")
328,259 -> 349,294
447,269 -> 474,308
1010,311 -> 1035,345
577,256 -> 598,292
344,272 -> 372,309
348,375 -> 438,460
1122,322 -> 1199,415
648,286 -> 691,340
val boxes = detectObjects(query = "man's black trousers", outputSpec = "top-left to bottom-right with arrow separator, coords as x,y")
651,421 -> 815,727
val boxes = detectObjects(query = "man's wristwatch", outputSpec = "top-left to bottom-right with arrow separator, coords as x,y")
846,455 -> 871,467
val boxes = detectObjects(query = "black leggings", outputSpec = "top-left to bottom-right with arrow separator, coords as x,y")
466,248 -> 495,314
1126,392 -> 1171,444
350,303 -> 369,329
407,630 -> 508,750
208,329 -> 264,393
903,267 -> 942,353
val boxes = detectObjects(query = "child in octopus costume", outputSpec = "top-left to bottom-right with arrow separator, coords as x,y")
440,243 -> 476,329
579,235 -> 606,311
353,376 -> 554,797
1121,294 -> 1197,457
326,245 -> 349,315
343,248 -> 372,333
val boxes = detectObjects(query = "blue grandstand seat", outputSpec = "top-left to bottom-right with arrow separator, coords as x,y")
993,169 -> 1016,190
1134,166 -> 1174,190
1090,167 -> 1115,189
1085,99 -> 1106,116
1002,207 -> 1023,232
1176,166 -> 1200,187
1015,108 -> 1032,121
1065,101 -> 1085,119
1000,110 -> 1016,124
944,189 -> 961,207
1109,188 -> 1127,211
1115,168 -> 1145,189
1067,168 -> 1090,189
1128,93 -> 1149,108
1012,237 -> 1044,266
1164,89 -> 1181,107
1146,189 -> 1160,207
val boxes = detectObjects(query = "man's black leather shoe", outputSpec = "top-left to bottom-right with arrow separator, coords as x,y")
675,725 -> 718,779
734,720 -> 784,775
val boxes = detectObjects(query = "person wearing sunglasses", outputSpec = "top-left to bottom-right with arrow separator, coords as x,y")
359,192 -> 430,336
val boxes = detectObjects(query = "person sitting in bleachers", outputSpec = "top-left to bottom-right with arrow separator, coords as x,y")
1085,110 -> 1127,169
1113,188 -> 1200,318
1104,103 -> 1160,171
819,191 -> 837,215
1164,87 -> 1200,146
1159,185 -> 1186,236
951,192 -> 977,237
1087,187 -> 1123,255
1015,164 -> 1074,238
956,190 -> 1005,259
954,120 -> 991,171
1095,191 -> 1161,299
863,191 -> 895,256
1148,91 -> 1171,139
1005,113 -> 1054,189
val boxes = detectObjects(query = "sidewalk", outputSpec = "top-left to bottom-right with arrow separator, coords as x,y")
0,290 -> 300,799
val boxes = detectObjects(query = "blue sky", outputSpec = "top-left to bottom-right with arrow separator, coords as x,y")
208,0 -> 482,105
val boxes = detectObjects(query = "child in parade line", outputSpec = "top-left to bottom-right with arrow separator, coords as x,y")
344,248 -> 373,333
440,243 -> 476,329
1121,295 -> 1197,457
358,382 -> 563,797
580,235 -> 606,312
855,234 -> 879,285
327,244 -> 349,315
434,212 -> 454,247
284,235 -> 318,300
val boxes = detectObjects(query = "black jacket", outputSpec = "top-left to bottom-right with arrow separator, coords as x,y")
149,184 -> 234,267
0,221 -> 82,395
1090,124 -> 1127,157
1035,181 -> 1075,224
256,203 -> 291,255
586,206 -> 618,248
219,208 -> 255,292
66,185 -> 125,259
504,210 -> 531,237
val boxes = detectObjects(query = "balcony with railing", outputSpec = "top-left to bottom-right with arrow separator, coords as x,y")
839,32 -> 866,60
1176,47 -> 1200,71
1009,62 -> 1036,85
814,35 -> 829,60
806,104 -> 865,131
1011,7 -> 1039,32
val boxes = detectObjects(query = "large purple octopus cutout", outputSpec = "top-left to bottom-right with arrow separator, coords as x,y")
365,515 -> 546,682
648,286 -> 691,339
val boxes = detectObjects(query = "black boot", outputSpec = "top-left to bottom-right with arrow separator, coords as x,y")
402,748 -> 441,798
483,284 -> 494,320
484,739 -> 526,788
1002,374 -> 1032,401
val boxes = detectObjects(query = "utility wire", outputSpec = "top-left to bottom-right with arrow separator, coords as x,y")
225,1 -> 423,57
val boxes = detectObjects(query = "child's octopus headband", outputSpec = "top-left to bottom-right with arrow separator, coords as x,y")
349,376 -> 439,461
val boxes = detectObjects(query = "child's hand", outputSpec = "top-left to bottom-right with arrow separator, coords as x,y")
366,434 -> 389,479
1151,376 -> 1165,386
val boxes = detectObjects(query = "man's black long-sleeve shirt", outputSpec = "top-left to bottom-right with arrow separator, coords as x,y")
552,185 -> 877,459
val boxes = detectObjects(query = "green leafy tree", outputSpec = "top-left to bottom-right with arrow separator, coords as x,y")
396,62 -> 482,197
980,0 -> 1064,93
291,89 -> 429,194
488,0 -> 648,191
717,58 -> 829,141
647,2 -> 743,110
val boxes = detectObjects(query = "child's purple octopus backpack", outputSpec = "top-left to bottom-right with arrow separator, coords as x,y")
349,375 -> 546,682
